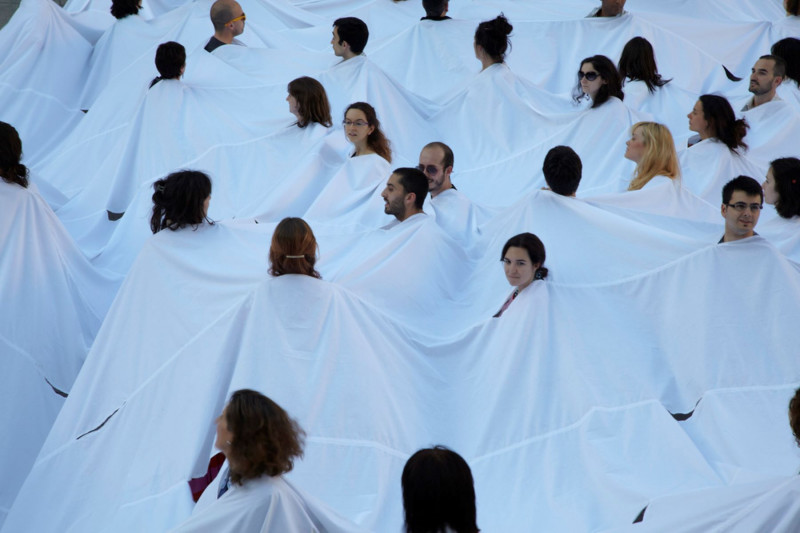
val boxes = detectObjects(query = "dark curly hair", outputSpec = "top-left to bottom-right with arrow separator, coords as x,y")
268,217 -> 321,279
110,0 -> 139,19
770,157 -> 800,219
474,14 -> 513,63
698,94 -> 748,154
225,389 -> 305,485
150,170 -> 212,234
0,121 -> 28,188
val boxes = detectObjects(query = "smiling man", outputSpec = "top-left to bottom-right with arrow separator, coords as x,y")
380,168 -> 428,228
719,176 -> 763,243
742,55 -> 786,111
331,17 -> 369,61
417,142 -> 454,199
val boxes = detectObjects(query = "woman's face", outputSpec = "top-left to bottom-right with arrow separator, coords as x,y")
214,404 -> 234,453
344,108 -> 374,147
687,100 -> 710,137
286,93 -> 300,120
624,126 -> 647,163
503,246 -> 539,291
579,62 -> 606,101
763,166 -> 779,205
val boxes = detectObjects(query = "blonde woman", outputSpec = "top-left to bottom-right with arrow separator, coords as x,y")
624,121 -> 680,191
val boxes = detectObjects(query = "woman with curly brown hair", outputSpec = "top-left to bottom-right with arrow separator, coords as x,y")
172,389 -> 318,532
268,217 -> 322,279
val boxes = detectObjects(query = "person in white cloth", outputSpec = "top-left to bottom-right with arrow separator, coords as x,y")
742,55 -> 786,111
381,167 -> 428,228
170,389 -> 324,532
719,176 -> 763,243
494,233 -> 548,318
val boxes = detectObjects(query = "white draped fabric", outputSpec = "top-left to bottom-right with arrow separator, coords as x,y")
2,0 -> 800,531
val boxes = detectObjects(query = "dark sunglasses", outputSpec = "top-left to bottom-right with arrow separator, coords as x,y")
416,164 -> 441,176
578,71 -> 599,81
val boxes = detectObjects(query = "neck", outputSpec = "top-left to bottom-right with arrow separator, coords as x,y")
396,208 -> 423,222
480,58 -> 500,71
723,230 -> 754,243
214,31 -> 234,44
752,91 -> 775,108
341,50 -> 359,61
352,142 -> 374,157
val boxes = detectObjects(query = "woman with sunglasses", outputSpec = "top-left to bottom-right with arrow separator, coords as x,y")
342,102 -> 392,163
573,55 -> 624,108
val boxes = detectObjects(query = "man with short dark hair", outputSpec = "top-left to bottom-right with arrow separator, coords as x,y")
418,142 -> 454,199
331,17 -> 369,61
719,176 -> 763,243
742,55 -> 786,111
542,146 -> 582,197
205,0 -> 246,52
587,0 -> 627,17
381,168 -> 428,227
421,0 -> 450,20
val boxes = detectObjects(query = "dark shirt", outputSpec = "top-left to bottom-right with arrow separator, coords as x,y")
204,37 -> 226,53
420,15 -> 451,21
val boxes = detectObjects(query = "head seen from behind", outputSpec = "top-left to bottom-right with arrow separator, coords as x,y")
331,17 -> 369,60
286,77 -> 332,128
473,15 -> 513,69
543,145 -> 582,197
150,170 -> 212,234
785,0 -> 800,16
764,157 -> 800,219
268,217 -> 321,279
381,168 -> 428,222
689,95 -> 748,153
575,55 -> 624,108
422,0 -> 448,18
210,0 -> 245,42
598,0 -> 626,16
790,387 -> 800,447
402,446 -> 479,533
150,42 -> 186,88
0,121 -> 28,188
343,102 -> 392,162
771,38 -> 800,87
625,122 -> 679,191
215,389 -> 305,485
110,0 -> 140,19
720,176 -> 763,242
418,142 -> 454,198
501,232 -> 548,291
618,36 -> 670,93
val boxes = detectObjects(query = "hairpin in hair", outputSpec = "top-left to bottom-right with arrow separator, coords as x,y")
285,255 -> 305,259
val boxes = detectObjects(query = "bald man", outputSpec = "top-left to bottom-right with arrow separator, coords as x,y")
205,0 -> 246,53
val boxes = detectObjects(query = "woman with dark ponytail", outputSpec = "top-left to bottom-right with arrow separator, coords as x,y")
149,42 -> 186,89
0,121 -> 29,189
110,0 -> 140,19
150,170 -> 212,234
473,15 -> 513,71
687,95 -> 748,154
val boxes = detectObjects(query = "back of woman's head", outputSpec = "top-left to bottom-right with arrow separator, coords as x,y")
699,94 -> 748,153
0,121 -> 28,188
402,446 -> 479,533
790,387 -> 800,447
771,38 -> 800,86
770,157 -> 800,218
225,389 -> 305,485
268,217 -> 321,279
628,122 -> 680,191
110,0 -> 139,19
474,14 -> 513,63
618,36 -> 670,93
574,55 -> 624,108
786,0 -> 800,16
150,170 -> 211,234
288,77 -> 332,128
500,232 -> 548,280
344,102 -> 392,163
150,42 -> 186,88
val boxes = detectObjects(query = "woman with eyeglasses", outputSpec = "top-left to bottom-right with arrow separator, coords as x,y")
573,55 -> 624,108
623,122 -> 680,191
494,233 -> 548,318
342,102 -> 392,163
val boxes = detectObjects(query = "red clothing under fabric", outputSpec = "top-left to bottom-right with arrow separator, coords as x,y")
188,452 -> 226,502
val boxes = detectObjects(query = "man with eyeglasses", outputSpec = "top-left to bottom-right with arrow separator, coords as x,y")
205,0 -> 246,53
719,176 -> 763,243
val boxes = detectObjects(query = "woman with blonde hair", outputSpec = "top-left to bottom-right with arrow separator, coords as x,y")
624,121 -> 680,191
268,217 -> 321,279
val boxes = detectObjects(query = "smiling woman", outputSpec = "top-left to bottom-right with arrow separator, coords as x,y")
494,233 -> 548,318
342,102 -> 392,162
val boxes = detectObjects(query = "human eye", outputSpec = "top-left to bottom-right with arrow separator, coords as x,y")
502,258 -> 511,264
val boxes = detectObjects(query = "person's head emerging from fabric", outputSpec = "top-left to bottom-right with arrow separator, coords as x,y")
720,176 -> 763,243
286,77 -> 332,128
418,142 -> 454,198
331,17 -> 369,60
150,170 -> 212,234
268,217 -> 322,279
381,168 -> 428,223
0,121 -> 28,189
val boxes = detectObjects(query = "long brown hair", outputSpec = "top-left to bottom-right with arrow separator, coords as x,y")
268,217 -> 321,279
345,102 -> 392,163
288,77 -> 332,128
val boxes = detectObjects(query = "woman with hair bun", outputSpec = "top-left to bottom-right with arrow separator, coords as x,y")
286,77 -> 332,129
687,95 -> 748,154
0,121 -> 28,189
150,170 -> 212,234
268,217 -> 321,279
494,232 -> 548,318
473,14 -> 513,71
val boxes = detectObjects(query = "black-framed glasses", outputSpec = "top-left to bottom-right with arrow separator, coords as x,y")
726,202 -> 763,212
578,71 -> 599,81
416,164 -> 440,176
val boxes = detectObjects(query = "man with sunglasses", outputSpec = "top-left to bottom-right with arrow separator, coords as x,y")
205,0 -> 246,53
417,142 -> 455,199
719,176 -> 763,243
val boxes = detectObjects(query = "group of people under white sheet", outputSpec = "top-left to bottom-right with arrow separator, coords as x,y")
3,0 -> 800,531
